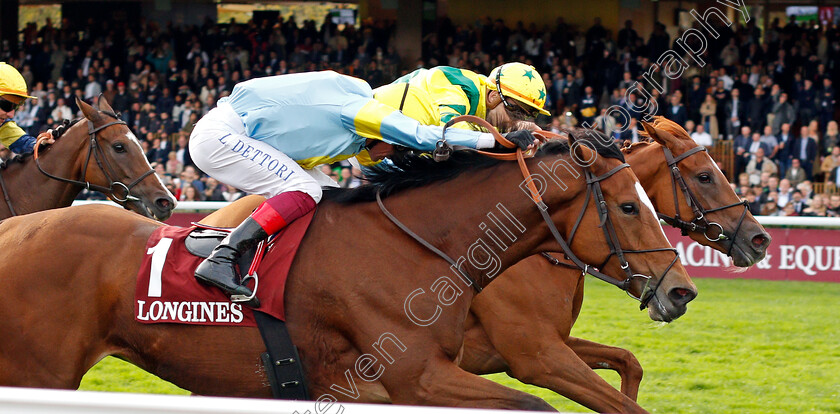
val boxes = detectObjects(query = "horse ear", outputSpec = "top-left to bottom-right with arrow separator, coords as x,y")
567,129 -> 597,171
97,94 -> 115,114
76,97 -> 98,121
641,121 -> 668,147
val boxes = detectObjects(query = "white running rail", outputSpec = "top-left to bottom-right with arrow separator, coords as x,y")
0,386 -> 563,414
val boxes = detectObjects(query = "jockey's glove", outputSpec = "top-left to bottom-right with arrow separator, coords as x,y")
501,130 -> 537,150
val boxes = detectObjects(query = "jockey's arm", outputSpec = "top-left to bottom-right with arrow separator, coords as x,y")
0,120 -> 55,155
342,97 -> 496,151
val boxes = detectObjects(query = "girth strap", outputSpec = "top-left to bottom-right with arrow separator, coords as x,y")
254,311 -> 309,400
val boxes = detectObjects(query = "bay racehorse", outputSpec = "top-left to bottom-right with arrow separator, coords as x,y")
0,96 -> 175,220
0,132 -> 695,410
458,117 -> 771,413
201,117 -> 770,413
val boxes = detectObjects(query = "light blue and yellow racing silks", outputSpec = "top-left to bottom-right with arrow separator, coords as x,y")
219,71 -> 492,169
384,66 -> 489,126
0,119 -> 37,154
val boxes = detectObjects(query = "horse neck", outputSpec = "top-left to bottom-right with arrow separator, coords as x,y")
624,143 -> 668,206
0,122 -> 92,217
351,159 -> 586,290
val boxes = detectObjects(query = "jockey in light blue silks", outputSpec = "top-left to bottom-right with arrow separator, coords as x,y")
190,64 -> 551,300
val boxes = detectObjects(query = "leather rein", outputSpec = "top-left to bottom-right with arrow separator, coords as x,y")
375,116 -> 674,308
0,115 -> 156,216
656,145 -> 750,255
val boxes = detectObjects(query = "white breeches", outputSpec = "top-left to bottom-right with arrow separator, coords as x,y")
189,102 -> 337,202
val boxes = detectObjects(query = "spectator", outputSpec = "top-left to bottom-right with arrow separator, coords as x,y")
665,94 -> 688,127
690,123 -> 713,147
724,88 -> 746,139
746,147 -> 777,184
790,190 -> 808,214
759,125 -> 779,159
818,77 -> 835,129
826,194 -> 840,217
820,146 -> 840,182
785,158 -> 807,188
790,126 -> 818,179
181,184 -> 204,202
776,178 -> 794,209
775,123 -> 794,176
579,86 -> 597,126
776,202 -> 798,217
50,97 -> 72,122
203,177 -> 226,201
593,107 -> 616,136
699,94 -> 718,140
747,86 -> 768,131
822,121 -> 839,155
770,93 -> 796,134
801,194 -> 827,217
733,126 -> 752,177
828,159 -> 840,188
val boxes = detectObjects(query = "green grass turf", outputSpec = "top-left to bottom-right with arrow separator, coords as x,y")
79,278 -> 840,413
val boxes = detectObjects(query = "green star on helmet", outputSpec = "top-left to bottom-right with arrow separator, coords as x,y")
523,69 -> 536,81
539,89 -> 546,100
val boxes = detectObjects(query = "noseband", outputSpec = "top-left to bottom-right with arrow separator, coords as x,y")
33,115 -> 156,208
656,146 -> 749,255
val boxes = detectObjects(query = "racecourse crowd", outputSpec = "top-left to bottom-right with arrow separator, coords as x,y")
4,12 -> 840,216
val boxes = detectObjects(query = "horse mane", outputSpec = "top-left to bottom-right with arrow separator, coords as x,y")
326,132 -> 625,204
0,118 -> 85,169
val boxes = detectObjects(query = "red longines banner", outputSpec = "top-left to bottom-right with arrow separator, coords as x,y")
166,212 -> 840,283
663,226 -> 840,283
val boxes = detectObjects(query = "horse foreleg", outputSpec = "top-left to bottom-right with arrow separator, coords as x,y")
497,335 -> 647,414
457,312 -> 510,375
387,358 -> 556,411
566,336 -> 644,401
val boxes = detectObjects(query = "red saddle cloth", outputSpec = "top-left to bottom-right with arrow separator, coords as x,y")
134,211 -> 315,327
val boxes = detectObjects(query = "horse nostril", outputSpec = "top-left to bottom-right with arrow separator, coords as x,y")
752,234 -> 769,248
156,198 -> 172,211
668,287 -> 696,305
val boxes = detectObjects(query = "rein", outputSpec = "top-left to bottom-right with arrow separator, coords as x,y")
32,116 -> 155,209
656,146 -> 750,255
375,116 -> 673,307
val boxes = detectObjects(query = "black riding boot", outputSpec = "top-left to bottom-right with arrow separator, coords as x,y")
194,217 -> 268,298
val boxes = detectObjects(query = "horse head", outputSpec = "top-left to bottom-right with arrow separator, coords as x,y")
76,96 -> 176,220
536,129 -> 697,322
638,116 -> 770,267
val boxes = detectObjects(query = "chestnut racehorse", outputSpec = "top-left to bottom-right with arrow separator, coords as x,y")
0,96 -> 175,220
458,117 -> 771,413
203,117 -> 770,413
0,133 -> 695,410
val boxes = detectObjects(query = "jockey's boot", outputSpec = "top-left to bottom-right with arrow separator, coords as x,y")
194,217 -> 266,298
194,191 -> 317,299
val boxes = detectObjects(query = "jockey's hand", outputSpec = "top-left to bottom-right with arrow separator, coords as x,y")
501,130 -> 537,151
513,120 -> 540,132
36,131 -> 55,146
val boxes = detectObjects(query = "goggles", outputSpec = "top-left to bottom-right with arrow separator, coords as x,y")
0,97 -> 22,113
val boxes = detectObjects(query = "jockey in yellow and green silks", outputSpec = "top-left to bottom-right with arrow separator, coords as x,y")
0,62 -> 55,154
189,63 -> 551,300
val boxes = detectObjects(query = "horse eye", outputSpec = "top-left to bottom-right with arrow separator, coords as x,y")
697,173 -> 712,184
113,143 -> 127,153
620,203 -> 638,215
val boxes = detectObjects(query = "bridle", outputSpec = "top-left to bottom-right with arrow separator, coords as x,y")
31,113 -> 155,208
656,145 -> 749,255
375,116 -> 677,309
